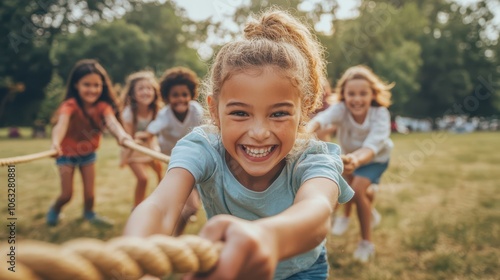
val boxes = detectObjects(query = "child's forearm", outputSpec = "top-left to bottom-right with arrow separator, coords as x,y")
123,200 -> 178,236
123,168 -> 195,237
349,147 -> 375,166
305,120 -> 321,133
256,178 -> 338,260
105,115 -> 130,143
51,115 -> 69,145
51,124 -> 63,145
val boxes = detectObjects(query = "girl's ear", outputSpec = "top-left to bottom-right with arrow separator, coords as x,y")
206,95 -> 220,127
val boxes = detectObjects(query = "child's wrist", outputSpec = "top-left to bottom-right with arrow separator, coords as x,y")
306,121 -> 319,133
347,153 -> 359,167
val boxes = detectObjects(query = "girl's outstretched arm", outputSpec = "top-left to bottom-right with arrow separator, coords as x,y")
104,114 -> 132,145
186,177 -> 338,280
51,114 -> 70,155
343,148 -> 375,174
123,168 -> 195,236
305,120 -> 321,133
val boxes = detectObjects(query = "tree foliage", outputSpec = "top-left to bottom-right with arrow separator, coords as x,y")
1,0 -> 499,126
0,0 -> 206,126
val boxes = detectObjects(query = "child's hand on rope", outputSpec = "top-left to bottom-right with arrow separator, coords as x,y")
118,133 -> 134,147
135,131 -> 150,142
342,153 -> 359,175
184,215 -> 278,280
51,142 -> 62,157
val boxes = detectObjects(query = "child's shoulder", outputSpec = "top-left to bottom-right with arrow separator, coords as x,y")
173,125 -> 223,160
60,98 -> 76,107
188,125 -> 221,146
370,106 -> 390,117
156,105 -> 170,116
57,98 -> 78,113
189,100 -> 204,112
304,139 -> 341,157
290,140 -> 346,193
290,139 -> 342,166
327,102 -> 347,114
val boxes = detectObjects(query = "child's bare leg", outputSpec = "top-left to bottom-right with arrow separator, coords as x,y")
150,160 -> 163,183
129,162 -> 149,207
173,189 -> 201,236
351,176 -> 373,241
53,165 -> 75,211
80,163 -> 96,213
367,185 -> 375,204
343,200 -> 353,217
81,163 -> 113,226
341,174 -> 354,218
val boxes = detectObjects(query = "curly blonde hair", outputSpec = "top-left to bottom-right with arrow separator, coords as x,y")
203,8 -> 326,135
335,65 -> 393,108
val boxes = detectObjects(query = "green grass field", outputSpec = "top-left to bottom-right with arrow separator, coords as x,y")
0,130 -> 499,279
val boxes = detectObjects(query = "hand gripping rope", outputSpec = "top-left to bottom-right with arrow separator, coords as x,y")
0,139 -> 170,167
0,235 -> 222,280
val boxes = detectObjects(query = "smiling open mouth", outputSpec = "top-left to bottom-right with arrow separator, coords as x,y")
241,145 -> 276,158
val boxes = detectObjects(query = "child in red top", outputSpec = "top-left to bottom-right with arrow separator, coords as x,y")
48,59 -> 132,227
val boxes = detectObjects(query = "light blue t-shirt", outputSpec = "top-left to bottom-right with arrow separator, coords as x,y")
168,126 -> 354,279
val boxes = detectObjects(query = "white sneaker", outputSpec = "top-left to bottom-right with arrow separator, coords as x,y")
353,240 -> 375,263
371,208 -> 382,229
331,217 -> 350,236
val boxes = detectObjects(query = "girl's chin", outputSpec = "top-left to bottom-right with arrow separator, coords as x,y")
173,104 -> 188,109
350,108 -> 368,114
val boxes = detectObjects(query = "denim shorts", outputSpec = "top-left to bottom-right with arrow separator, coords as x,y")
56,152 -> 96,166
285,247 -> 328,280
354,161 -> 389,184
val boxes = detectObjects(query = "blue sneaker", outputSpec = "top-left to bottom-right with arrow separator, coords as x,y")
46,207 -> 60,226
84,211 -> 114,227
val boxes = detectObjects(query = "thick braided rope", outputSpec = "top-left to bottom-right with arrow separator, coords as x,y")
0,235 -> 221,280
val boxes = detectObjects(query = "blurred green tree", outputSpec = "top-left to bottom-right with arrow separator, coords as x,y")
36,72 -> 65,124
52,19 -> 151,84
324,2 -> 426,116
0,0 -> 142,126
414,0 -> 499,117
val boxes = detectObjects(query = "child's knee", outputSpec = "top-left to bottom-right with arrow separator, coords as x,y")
352,184 -> 368,196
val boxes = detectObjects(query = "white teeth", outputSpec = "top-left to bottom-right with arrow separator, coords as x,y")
243,145 -> 273,158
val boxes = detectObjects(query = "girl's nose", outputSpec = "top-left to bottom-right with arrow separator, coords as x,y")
248,121 -> 271,141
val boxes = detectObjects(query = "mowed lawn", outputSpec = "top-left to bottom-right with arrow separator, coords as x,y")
0,130 -> 499,280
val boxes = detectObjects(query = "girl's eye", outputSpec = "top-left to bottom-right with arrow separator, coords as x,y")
229,111 -> 248,117
271,111 -> 290,118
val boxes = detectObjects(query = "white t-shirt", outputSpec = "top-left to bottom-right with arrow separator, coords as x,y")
312,102 -> 393,162
122,106 -> 153,132
121,106 -> 162,163
146,101 -> 204,155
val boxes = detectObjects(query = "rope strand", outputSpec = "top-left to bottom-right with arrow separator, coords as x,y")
1,235 -> 220,280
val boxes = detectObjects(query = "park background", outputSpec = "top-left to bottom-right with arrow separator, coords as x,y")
1,0 -> 499,279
